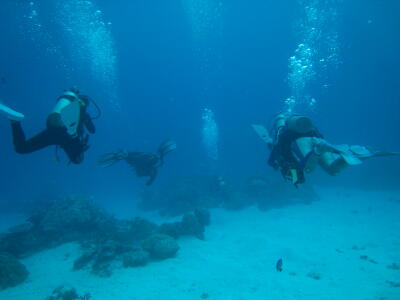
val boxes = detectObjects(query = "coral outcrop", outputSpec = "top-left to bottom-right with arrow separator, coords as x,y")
139,175 -> 229,216
142,234 -> 179,260
0,252 -> 28,290
45,285 -> 90,300
0,195 -> 211,278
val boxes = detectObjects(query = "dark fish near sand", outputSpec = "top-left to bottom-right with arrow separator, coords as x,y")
276,258 -> 283,272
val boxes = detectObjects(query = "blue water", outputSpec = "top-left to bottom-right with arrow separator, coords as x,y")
0,0 -> 398,209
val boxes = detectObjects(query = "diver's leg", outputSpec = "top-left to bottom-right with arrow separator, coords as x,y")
319,152 -> 348,176
11,121 -> 56,154
59,135 -> 87,164
293,137 -> 320,173
146,168 -> 158,185
349,145 -> 400,159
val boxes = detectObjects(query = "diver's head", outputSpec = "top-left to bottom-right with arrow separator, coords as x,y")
67,88 -> 80,94
273,113 -> 287,130
78,95 -> 91,107
62,88 -> 80,99
61,89 -> 91,107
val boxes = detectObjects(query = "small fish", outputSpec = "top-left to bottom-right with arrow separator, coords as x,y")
1,77 -> 5,84
276,258 -> 283,272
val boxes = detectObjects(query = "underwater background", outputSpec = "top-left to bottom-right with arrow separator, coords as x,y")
0,0 -> 400,299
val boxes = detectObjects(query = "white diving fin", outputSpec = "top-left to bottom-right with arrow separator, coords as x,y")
0,102 -> 25,121
251,124 -> 272,144
333,144 -> 399,165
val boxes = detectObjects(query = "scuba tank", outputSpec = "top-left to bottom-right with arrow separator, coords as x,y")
52,90 -> 81,137
286,115 -> 314,134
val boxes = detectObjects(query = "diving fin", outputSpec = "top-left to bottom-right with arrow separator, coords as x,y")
340,153 -> 363,165
368,151 -> 400,157
332,144 -> 363,165
349,145 -> 400,159
0,102 -> 24,121
158,140 -> 177,157
334,145 -> 399,166
251,124 -> 272,144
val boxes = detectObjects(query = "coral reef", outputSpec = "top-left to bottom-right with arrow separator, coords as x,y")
180,212 -> 206,239
0,252 -> 29,290
0,195 -> 211,278
242,175 -> 319,211
139,174 -> 319,215
142,234 -> 179,260
73,239 -> 131,277
71,208 -> 210,276
0,195 -> 114,258
122,248 -> 150,268
45,285 -> 90,300
157,209 -> 211,240
139,175 -> 229,216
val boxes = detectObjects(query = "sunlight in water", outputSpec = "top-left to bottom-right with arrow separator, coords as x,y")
18,1 -> 67,67
202,107 -> 219,161
57,0 -> 119,108
285,0 -> 341,113
181,0 -> 223,78
180,0 -> 222,40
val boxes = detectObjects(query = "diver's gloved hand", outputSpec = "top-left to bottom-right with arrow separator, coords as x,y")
282,167 -> 305,187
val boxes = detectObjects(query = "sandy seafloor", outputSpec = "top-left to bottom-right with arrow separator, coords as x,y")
1,188 -> 400,300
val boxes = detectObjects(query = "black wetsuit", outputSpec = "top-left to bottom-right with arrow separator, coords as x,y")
268,127 -> 323,185
11,108 -> 95,164
124,152 -> 160,185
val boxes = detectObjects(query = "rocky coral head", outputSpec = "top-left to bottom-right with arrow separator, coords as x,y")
45,285 -> 91,300
0,252 -> 29,290
142,234 -> 179,260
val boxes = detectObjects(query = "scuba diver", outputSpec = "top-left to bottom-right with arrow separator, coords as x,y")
252,114 -> 399,186
98,140 -> 177,185
0,89 -> 96,164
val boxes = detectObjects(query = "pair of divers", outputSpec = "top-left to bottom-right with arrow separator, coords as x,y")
0,89 -> 175,185
253,114 -> 400,186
